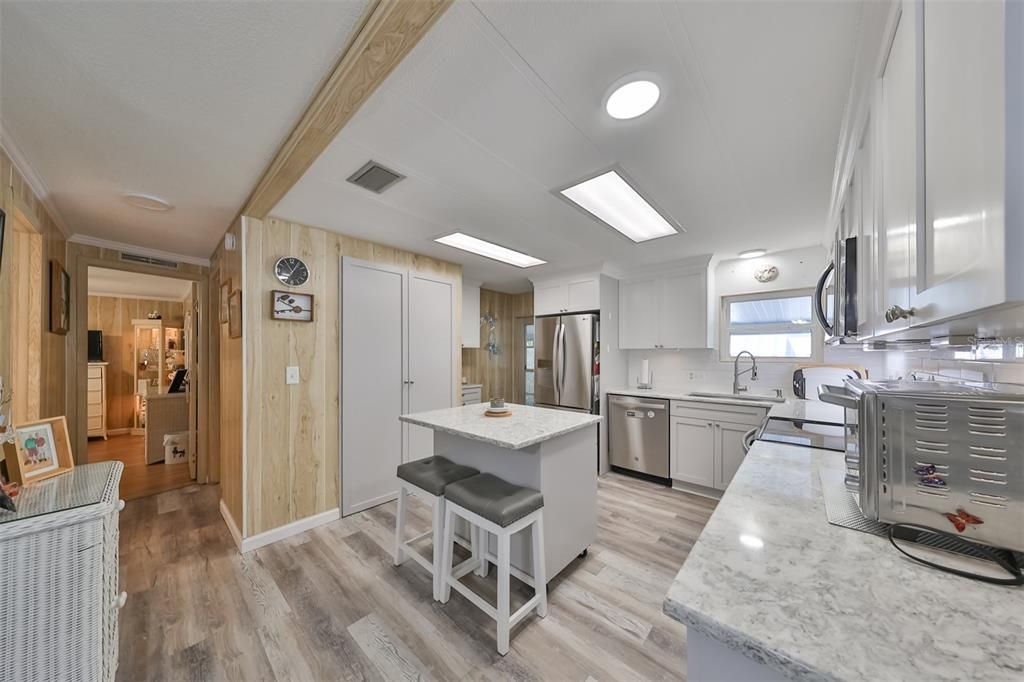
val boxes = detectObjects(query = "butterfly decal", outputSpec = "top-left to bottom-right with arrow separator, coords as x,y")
944,508 -> 984,533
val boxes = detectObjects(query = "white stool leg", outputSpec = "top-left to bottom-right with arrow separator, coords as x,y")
532,513 -> 548,618
496,531 -> 511,656
475,526 -> 489,578
393,483 -> 408,566
439,505 -> 456,604
431,495 -> 445,601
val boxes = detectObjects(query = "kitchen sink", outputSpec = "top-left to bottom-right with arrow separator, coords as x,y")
688,391 -> 787,404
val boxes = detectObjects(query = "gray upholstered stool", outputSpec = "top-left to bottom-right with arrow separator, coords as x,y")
394,456 -> 479,601
439,473 -> 547,655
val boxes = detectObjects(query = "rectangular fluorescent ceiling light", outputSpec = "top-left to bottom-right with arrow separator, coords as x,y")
434,232 -> 546,268
560,170 -> 680,242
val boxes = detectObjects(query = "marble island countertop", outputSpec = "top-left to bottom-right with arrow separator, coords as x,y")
663,440 -> 1024,681
400,403 -> 601,450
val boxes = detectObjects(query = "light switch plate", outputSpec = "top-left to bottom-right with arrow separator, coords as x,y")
286,366 -> 300,385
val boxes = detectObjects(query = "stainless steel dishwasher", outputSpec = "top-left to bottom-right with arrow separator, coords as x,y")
609,394 -> 670,480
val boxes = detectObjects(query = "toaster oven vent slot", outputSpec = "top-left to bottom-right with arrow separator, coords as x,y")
915,488 -> 949,498
969,498 -> 1007,509
914,460 -> 949,469
915,441 -> 948,455
969,445 -> 1007,460
970,491 -> 1008,503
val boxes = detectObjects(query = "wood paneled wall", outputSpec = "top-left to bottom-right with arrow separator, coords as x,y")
461,289 -> 533,403
212,218 -> 243,529
239,216 -> 461,537
0,148 -> 67,427
86,295 -> 185,431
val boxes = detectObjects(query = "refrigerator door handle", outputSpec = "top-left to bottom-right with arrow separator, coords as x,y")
560,323 -> 568,398
552,322 -> 562,404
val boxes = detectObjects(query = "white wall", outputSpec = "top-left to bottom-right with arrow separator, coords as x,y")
623,245 -> 851,396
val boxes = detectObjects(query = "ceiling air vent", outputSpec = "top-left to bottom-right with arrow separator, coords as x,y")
346,160 -> 405,194
119,252 -> 180,270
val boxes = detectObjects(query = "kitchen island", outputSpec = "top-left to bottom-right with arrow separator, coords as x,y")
400,403 -> 601,579
663,440 -> 1024,681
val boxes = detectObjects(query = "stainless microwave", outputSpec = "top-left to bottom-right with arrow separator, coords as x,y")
814,235 -> 857,342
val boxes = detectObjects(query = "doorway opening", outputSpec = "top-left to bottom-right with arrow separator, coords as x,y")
515,317 -> 535,406
84,266 -> 200,499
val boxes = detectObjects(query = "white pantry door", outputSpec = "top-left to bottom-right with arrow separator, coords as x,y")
341,258 -> 407,516
406,273 -> 456,462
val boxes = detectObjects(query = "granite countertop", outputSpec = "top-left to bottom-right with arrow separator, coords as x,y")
607,387 -> 785,409
400,403 -> 601,450
663,441 -> 1024,681
767,399 -> 846,424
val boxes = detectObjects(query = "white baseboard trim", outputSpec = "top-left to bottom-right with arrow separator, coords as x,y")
219,499 -> 244,550
238,507 -> 341,554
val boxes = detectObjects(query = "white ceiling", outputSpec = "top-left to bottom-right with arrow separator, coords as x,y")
274,0 -> 863,292
88,266 -> 193,301
0,0 -> 371,260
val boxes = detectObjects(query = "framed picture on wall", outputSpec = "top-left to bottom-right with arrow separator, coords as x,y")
220,280 -> 231,324
49,261 -> 70,335
1,416 -> 76,485
271,290 -> 314,322
228,289 -> 243,339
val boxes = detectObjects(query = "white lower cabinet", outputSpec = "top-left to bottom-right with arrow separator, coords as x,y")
670,417 -> 716,488
715,421 -> 753,490
670,401 -> 766,492
341,257 -> 456,516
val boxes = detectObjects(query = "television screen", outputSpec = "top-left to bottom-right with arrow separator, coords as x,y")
87,330 -> 103,362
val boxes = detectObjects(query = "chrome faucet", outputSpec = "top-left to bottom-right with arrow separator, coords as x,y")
733,351 -> 758,394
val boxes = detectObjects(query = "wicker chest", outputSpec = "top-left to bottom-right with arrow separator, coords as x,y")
0,462 -> 124,681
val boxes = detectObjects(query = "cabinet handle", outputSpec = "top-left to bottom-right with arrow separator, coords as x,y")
885,305 -> 915,323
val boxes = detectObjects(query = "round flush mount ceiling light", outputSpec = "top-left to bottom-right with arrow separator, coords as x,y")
739,248 -> 768,259
605,77 -> 661,120
123,193 -> 173,212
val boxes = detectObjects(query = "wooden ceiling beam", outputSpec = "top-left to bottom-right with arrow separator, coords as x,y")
239,0 -> 453,220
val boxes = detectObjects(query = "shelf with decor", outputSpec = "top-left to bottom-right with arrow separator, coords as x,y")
132,319 -> 185,434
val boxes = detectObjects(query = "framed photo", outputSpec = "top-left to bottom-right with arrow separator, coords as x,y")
49,260 -> 71,335
271,290 -> 314,322
1,416 -> 75,485
228,289 -> 243,339
219,280 -> 231,324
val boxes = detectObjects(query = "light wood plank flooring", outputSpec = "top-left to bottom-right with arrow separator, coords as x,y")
88,434 -> 193,500
118,473 -> 717,681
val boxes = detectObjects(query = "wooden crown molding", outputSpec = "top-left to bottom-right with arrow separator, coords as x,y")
239,0 -> 453,220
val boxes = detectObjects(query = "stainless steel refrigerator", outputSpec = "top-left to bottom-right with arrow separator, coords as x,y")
535,313 -> 599,414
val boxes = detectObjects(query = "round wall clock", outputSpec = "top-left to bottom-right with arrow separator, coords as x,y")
274,256 -> 310,287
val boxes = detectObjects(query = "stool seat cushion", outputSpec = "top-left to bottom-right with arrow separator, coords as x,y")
397,456 -> 479,496
444,473 -> 543,528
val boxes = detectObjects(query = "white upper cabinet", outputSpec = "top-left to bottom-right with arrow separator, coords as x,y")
618,278 -> 660,349
462,282 -> 481,348
462,280 -> 481,346
619,264 -> 712,350
876,0 -> 917,334
913,0 -> 1012,325
533,275 -> 600,316
830,0 -> 1023,337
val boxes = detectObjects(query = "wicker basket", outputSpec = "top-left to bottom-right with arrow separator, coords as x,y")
0,462 -> 124,681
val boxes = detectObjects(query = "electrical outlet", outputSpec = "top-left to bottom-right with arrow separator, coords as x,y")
286,366 -> 300,385
688,371 -> 696,381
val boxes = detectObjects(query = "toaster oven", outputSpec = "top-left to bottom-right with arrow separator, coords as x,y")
820,378 -> 1024,552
